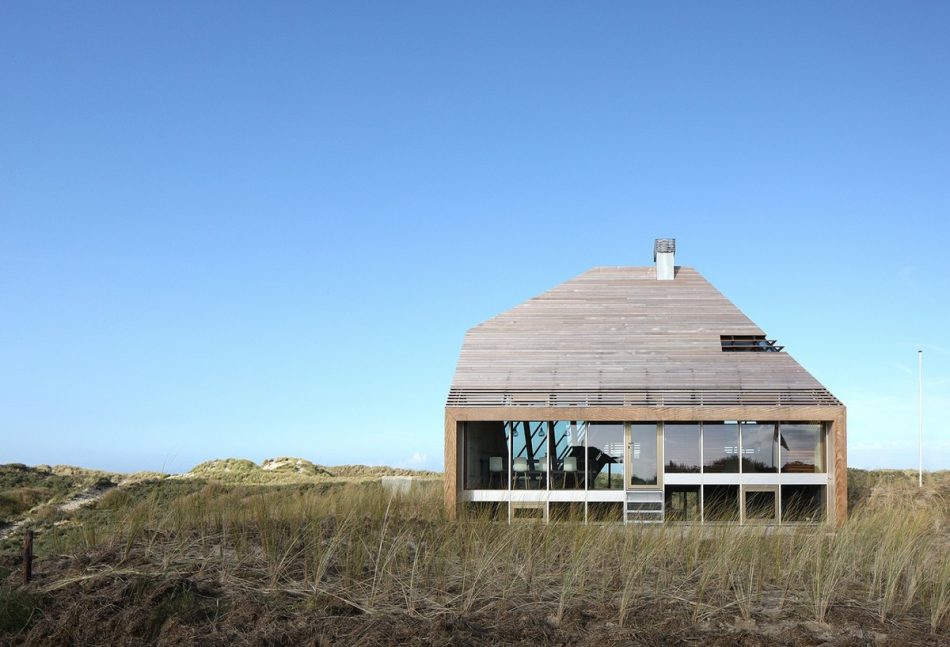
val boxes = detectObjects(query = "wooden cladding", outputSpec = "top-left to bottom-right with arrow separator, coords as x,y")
451,267 -> 832,393
447,387 -> 842,408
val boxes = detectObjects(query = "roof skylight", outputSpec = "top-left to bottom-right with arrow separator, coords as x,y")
720,335 -> 784,352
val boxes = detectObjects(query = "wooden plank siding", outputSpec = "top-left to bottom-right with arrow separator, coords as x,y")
444,265 -> 846,525
451,267 -> 827,392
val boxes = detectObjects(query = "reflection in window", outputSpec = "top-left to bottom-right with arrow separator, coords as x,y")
463,422 -> 509,489
665,485 -> 700,522
704,484 -> 740,522
703,422 -> 739,473
509,421 -> 548,489
630,423 -> 658,485
741,423 -> 778,473
587,502 -> 623,522
462,502 -> 505,520
550,421 -> 587,489
782,485 -> 825,522
744,490 -> 777,522
780,423 -> 825,473
664,423 -> 701,473
588,423 -> 624,489
549,502 -> 585,523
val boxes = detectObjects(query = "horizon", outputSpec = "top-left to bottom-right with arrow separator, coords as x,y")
2,3 -> 949,473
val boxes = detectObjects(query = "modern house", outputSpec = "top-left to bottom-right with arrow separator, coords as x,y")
444,240 -> 846,525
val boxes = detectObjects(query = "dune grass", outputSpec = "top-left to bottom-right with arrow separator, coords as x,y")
2,470 -> 949,643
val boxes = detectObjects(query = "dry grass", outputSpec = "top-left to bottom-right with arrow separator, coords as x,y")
1,471 -> 948,645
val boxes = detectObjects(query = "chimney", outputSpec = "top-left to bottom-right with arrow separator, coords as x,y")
654,238 -> 675,280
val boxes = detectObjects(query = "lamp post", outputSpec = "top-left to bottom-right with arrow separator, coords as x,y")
918,350 -> 923,488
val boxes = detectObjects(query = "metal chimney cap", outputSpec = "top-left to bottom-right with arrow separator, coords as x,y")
653,238 -> 675,260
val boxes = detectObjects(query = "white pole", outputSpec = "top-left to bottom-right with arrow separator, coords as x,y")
918,350 -> 923,488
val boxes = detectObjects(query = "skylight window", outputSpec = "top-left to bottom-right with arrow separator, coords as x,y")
720,335 -> 783,352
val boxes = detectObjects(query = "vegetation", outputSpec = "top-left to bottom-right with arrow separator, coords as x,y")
0,468 -> 947,645
185,457 -> 440,484
0,464 -> 118,524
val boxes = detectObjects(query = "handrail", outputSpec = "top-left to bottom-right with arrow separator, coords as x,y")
446,387 -> 841,407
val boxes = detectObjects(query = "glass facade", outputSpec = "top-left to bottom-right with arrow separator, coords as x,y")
460,419 -> 828,525
509,421 -> 548,489
629,423 -> 658,485
704,484 -> 740,522
463,421 -> 509,489
741,423 -> 778,473
588,423 -> 625,489
665,485 -> 700,522
703,422 -> 740,473
664,423 -> 701,473
780,423 -> 826,473
550,421 -> 587,489
782,485 -> 825,522
744,489 -> 777,522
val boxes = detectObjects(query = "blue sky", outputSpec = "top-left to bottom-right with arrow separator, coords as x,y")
2,2 -> 948,473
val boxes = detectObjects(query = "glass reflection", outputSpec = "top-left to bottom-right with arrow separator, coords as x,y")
741,423 -> 778,473
781,485 -> 825,522
509,421 -> 548,489
744,490 -> 777,522
665,485 -> 700,522
463,421 -> 509,489
589,423 -> 624,489
780,423 -> 825,473
550,421 -> 587,489
703,422 -> 739,473
664,423 -> 701,473
630,423 -> 658,485
704,484 -> 740,522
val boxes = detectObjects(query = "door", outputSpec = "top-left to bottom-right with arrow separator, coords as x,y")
626,423 -> 661,488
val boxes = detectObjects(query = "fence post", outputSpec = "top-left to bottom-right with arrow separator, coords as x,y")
22,529 -> 33,585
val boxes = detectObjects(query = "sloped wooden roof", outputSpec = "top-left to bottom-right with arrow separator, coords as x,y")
448,266 -> 839,406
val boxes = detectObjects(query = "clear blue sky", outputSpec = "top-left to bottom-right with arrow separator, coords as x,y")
2,2 -> 948,473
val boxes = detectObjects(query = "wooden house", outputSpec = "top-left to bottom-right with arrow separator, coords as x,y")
444,239 -> 846,525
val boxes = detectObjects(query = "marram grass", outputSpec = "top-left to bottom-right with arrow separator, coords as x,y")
25,472 -> 948,635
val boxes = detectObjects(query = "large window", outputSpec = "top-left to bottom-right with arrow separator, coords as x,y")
703,422 -> 739,473
782,485 -> 825,522
780,423 -> 825,473
744,487 -> 778,523
463,422 -> 509,489
509,421 -> 548,489
588,423 -> 624,489
665,485 -> 700,522
629,423 -> 658,485
741,423 -> 778,473
704,484 -> 740,522
664,423 -> 701,473
550,421 -> 586,489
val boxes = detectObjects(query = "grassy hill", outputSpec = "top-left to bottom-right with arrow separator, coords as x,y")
184,457 -> 440,484
1,466 -> 947,645
0,458 -> 440,528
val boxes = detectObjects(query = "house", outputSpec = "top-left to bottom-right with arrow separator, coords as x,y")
444,239 -> 846,525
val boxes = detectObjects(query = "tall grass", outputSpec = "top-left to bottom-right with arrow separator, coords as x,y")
35,475 -> 950,635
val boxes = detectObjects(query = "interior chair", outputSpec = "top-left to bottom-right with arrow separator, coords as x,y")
488,456 -> 504,488
563,457 -> 577,488
535,457 -> 547,488
513,457 -> 528,489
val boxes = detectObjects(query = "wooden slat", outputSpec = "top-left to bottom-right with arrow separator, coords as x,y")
449,267 -> 837,395
447,388 -> 841,407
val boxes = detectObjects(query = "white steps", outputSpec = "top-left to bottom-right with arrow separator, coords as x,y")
625,490 -> 664,524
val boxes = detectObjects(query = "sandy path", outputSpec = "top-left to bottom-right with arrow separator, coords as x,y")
0,482 -> 120,542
